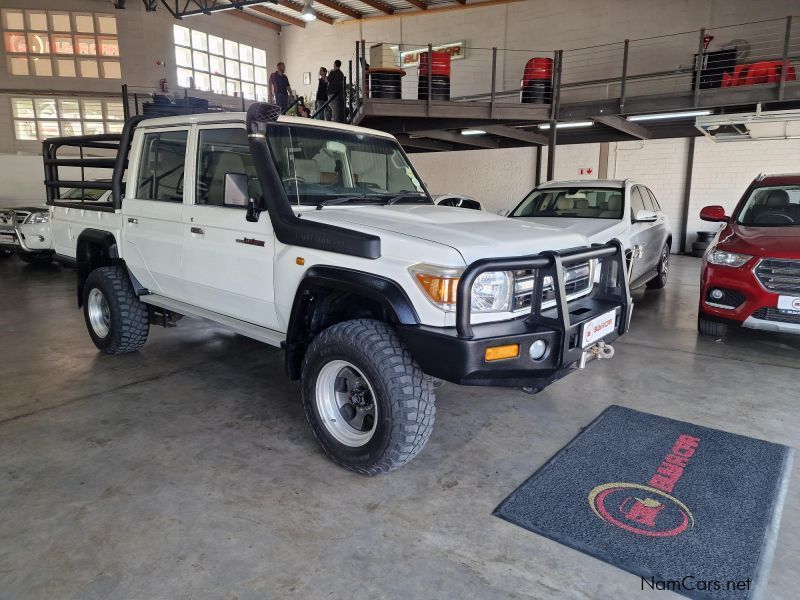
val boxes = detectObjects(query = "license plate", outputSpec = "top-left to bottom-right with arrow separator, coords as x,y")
582,309 -> 617,348
0,233 -> 15,244
777,295 -> 800,314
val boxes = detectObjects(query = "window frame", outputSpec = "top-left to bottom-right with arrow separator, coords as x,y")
134,127 -> 190,203
630,186 -> 648,222
10,96 -> 124,142
194,124 -> 256,209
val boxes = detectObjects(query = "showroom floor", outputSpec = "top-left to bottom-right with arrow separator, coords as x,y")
0,255 -> 797,600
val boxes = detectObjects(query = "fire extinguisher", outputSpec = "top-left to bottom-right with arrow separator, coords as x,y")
159,78 -> 168,93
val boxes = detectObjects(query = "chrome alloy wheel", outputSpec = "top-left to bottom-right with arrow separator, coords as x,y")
87,288 -> 111,338
661,246 -> 670,279
315,360 -> 378,447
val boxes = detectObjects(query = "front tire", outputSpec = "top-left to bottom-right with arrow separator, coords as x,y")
301,319 -> 435,475
18,251 -> 54,265
646,244 -> 670,289
698,315 -> 728,337
83,266 -> 149,354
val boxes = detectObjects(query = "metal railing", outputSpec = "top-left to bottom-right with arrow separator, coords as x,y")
351,15 -> 799,118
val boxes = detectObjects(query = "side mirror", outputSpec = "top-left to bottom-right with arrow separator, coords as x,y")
497,208 -> 510,217
223,172 -> 250,207
699,205 -> 729,222
635,209 -> 658,222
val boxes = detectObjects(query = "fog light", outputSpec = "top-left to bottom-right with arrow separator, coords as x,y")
710,289 -> 724,300
529,339 -> 548,361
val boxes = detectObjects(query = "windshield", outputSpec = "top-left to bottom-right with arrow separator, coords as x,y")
266,123 -> 429,206
737,185 -> 800,227
510,187 -> 624,219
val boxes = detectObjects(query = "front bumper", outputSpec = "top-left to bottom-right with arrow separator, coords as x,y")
700,260 -> 800,336
397,241 -> 632,388
0,223 -> 50,253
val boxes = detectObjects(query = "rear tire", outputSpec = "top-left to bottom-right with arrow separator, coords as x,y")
83,266 -> 149,354
301,319 -> 435,475
18,251 -> 54,265
698,315 -> 728,337
646,244 -> 670,289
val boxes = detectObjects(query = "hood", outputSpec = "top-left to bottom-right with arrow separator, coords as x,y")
718,224 -> 800,259
301,204 -> 590,264
512,216 -> 624,243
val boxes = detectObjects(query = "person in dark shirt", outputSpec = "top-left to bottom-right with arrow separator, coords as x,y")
327,60 -> 346,123
269,62 -> 292,113
315,66 -> 331,120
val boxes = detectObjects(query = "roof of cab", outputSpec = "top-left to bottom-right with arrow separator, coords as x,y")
135,111 -> 396,140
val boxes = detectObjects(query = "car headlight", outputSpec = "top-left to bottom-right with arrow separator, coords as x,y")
706,247 -> 752,268
409,264 -> 513,313
26,212 -> 49,224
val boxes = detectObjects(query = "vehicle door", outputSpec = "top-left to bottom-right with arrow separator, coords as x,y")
122,127 -> 189,299
628,185 -> 655,283
180,124 -> 279,330
643,187 -> 669,259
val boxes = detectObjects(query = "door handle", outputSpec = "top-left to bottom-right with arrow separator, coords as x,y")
190,226 -> 204,235
127,218 -> 138,224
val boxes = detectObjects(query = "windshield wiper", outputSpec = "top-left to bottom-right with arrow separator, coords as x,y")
316,196 -> 386,210
384,191 -> 429,205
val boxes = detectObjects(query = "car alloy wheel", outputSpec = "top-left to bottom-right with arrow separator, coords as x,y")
87,287 -> 111,338
315,359 -> 378,447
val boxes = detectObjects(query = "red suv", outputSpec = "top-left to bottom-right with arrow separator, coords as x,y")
698,174 -> 800,337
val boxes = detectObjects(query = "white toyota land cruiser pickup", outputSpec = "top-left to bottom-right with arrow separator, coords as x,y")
44,103 -> 632,474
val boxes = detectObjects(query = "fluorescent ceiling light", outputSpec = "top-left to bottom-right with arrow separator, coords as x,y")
537,121 -> 593,130
301,0 -> 317,21
461,129 -> 486,135
628,110 -> 711,122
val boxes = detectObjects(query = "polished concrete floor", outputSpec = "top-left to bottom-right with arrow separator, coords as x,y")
0,255 -> 797,600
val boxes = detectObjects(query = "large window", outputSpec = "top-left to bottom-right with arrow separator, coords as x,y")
173,25 -> 268,101
11,97 -> 125,141
2,9 -> 120,78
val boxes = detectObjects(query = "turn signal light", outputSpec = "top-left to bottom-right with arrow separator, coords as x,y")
414,273 -> 460,307
485,344 -> 520,362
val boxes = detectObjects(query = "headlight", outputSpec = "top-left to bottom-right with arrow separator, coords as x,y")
706,247 -> 752,268
26,212 -> 49,224
471,270 -> 512,312
409,264 -> 513,313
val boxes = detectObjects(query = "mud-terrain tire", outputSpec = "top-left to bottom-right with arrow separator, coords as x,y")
83,266 -> 149,354
301,319 -> 435,475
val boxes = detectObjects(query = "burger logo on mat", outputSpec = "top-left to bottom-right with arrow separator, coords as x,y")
588,434 -> 700,537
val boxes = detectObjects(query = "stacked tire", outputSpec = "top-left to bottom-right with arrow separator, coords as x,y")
417,51 -> 451,101
691,231 -> 716,258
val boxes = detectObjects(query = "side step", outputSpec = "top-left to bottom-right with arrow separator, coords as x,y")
140,294 -> 286,348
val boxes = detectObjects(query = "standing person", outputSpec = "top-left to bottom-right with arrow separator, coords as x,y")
315,67 -> 330,120
327,60 -> 346,123
269,62 -> 292,113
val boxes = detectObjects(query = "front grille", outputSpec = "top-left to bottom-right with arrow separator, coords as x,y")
755,258 -> 800,295
513,262 -> 593,310
14,211 -> 30,225
752,307 -> 800,325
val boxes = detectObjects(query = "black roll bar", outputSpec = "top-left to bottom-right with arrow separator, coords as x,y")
455,240 -> 630,350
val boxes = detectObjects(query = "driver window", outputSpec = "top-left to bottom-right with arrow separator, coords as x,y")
196,128 -> 261,207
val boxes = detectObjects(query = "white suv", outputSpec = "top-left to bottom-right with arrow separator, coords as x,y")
507,179 -> 672,290
44,104 -> 632,474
